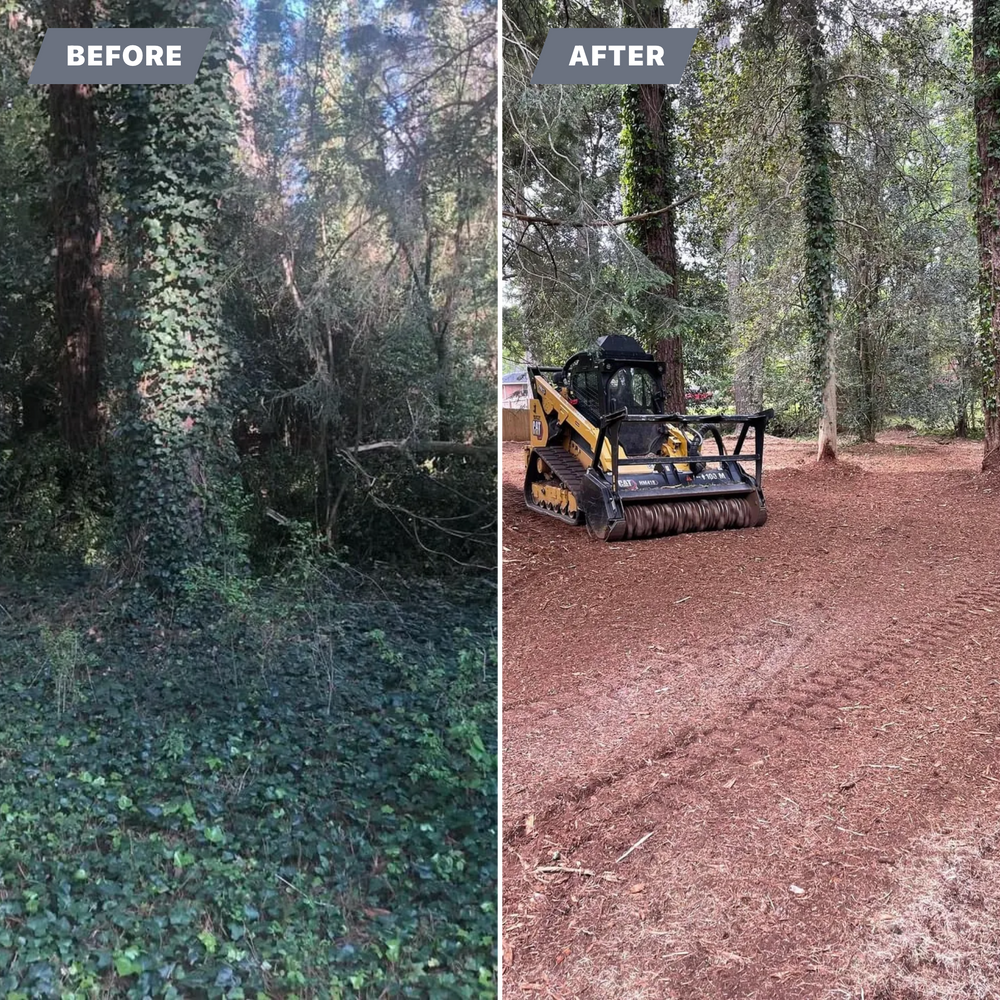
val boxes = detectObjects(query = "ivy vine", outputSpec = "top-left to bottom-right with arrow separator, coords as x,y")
619,0 -> 679,349
974,0 -> 1000,437
797,2 -> 836,406
113,0 -> 245,592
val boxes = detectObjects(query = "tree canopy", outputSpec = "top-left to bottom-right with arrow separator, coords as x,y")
503,0 -> 987,459
1,0 -> 498,585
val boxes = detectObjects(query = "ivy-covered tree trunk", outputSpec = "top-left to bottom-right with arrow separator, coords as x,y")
115,0 -> 244,591
621,0 -> 684,413
47,0 -> 103,451
974,0 -> 1000,471
796,0 -> 837,460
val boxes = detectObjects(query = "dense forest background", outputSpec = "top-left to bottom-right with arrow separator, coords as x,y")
502,0 -> 995,463
0,2 -> 498,996
1,0 -> 497,586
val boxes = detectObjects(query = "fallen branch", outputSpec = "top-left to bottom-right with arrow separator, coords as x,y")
334,446 -> 495,571
345,439 -> 494,459
615,831 -> 654,864
534,865 -> 595,876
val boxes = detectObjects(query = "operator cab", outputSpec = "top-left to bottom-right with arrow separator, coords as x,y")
607,366 -> 661,415
562,335 -> 667,417
561,335 -> 671,455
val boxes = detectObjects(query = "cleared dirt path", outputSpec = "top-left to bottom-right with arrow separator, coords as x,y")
502,433 -> 1000,999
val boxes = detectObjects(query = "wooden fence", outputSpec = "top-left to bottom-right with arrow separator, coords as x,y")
502,407 -> 530,441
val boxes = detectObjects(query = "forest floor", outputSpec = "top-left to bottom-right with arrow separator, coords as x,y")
502,430 -> 1000,1000
0,570 -> 496,999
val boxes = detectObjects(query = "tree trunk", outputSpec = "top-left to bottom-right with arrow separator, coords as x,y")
956,407 -> 970,439
436,322 -> 452,441
726,222 -> 764,413
116,0 -> 243,591
47,0 -> 103,451
854,260 -> 879,443
621,0 -> 684,413
654,337 -> 684,413
974,0 -> 1000,471
796,0 -> 837,461
727,223 -> 745,408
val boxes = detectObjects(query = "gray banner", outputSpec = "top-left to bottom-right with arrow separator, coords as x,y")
29,28 -> 211,85
530,28 -> 698,86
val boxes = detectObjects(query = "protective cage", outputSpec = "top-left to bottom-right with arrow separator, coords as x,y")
577,408 -> 772,541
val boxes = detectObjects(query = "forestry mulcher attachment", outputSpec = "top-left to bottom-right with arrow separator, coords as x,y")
524,335 -> 773,541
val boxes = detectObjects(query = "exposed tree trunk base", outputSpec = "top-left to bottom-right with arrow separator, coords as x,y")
817,369 -> 838,462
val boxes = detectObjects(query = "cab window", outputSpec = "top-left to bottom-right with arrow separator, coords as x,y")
607,367 -> 659,414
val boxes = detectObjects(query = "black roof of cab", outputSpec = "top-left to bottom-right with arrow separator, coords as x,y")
596,335 -> 652,361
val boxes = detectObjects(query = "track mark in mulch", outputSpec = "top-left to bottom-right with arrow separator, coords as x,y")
502,434 -> 1000,999
506,576 -> 1000,854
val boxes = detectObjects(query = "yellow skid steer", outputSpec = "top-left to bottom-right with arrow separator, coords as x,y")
524,335 -> 772,541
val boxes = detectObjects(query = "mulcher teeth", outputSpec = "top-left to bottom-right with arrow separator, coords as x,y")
619,495 -> 765,540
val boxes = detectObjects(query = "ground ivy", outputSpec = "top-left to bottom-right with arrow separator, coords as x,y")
0,577 -> 497,998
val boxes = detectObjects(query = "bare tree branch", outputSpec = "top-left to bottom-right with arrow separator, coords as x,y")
502,192 -> 698,229
345,440 -> 495,459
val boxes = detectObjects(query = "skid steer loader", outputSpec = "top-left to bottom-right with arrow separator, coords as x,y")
523,335 -> 773,541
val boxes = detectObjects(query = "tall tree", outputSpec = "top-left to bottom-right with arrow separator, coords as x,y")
620,0 -> 685,413
47,0 -> 103,451
795,0 -> 837,460
682,13 -> 802,418
974,0 -> 1000,470
830,17 -> 976,443
115,0 -> 243,589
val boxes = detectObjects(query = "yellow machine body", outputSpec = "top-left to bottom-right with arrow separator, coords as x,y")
522,336 -> 771,541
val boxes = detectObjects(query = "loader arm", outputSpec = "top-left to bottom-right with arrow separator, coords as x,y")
528,374 -> 618,469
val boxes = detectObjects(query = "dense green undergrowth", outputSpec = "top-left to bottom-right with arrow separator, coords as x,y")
0,573 -> 497,999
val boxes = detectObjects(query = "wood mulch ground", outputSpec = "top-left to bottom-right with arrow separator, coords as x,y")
502,431 -> 1000,999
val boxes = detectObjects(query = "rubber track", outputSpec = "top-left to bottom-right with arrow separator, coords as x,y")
532,446 -> 587,494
